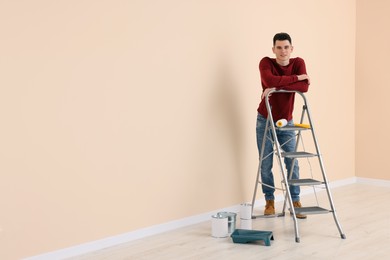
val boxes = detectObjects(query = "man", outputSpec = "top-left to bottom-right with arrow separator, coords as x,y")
256,32 -> 310,219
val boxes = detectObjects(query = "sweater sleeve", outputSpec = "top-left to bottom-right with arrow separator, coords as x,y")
259,57 -> 298,88
277,57 -> 309,93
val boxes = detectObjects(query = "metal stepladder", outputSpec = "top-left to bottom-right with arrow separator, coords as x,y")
251,90 -> 346,243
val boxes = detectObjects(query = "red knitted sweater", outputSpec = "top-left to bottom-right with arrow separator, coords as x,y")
257,57 -> 309,122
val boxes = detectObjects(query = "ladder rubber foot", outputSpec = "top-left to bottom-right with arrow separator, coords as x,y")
295,237 -> 300,243
341,234 -> 346,239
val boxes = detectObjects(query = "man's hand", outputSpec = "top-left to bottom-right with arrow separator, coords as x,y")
261,87 -> 276,99
297,74 -> 310,85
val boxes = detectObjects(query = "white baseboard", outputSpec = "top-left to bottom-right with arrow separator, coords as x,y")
356,177 -> 390,187
24,176 -> 385,260
24,206 -> 241,260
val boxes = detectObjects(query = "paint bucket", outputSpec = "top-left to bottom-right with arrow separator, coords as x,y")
240,203 -> 252,220
217,212 -> 237,234
211,214 -> 228,238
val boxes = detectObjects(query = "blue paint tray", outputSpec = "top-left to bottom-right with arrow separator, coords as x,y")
231,229 -> 274,246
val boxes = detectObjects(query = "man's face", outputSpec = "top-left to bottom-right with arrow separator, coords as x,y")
272,40 -> 293,64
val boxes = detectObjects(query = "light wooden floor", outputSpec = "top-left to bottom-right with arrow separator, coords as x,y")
69,183 -> 390,260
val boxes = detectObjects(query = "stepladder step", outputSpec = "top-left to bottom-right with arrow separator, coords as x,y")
281,151 -> 317,158
277,125 -> 311,131
287,178 -> 323,186
293,206 -> 330,215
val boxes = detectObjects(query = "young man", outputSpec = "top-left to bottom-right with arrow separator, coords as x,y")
256,32 -> 310,219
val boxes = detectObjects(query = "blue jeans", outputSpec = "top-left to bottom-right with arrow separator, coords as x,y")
256,114 -> 300,202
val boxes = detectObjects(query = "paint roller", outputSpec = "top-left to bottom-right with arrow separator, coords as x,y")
275,119 -> 311,128
276,119 -> 288,127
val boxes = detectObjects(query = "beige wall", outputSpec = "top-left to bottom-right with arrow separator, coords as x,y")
0,1 -> 356,259
356,0 -> 390,181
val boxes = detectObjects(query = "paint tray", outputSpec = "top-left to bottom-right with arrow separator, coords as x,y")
231,229 -> 274,246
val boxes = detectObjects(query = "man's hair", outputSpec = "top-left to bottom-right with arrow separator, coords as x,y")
273,33 -> 292,46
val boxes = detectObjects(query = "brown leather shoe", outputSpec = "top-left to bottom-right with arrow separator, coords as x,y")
292,201 -> 307,219
264,200 -> 275,215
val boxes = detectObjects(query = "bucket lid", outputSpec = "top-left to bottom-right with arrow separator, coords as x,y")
212,214 -> 227,219
217,211 -> 237,220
